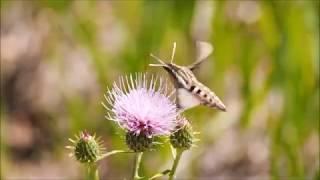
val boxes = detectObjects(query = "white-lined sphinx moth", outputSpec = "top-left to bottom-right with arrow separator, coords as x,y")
149,41 -> 226,112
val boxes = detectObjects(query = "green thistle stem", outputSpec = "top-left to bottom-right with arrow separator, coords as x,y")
97,150 -> 134,161
132,152 -> 143,180
149,169 -> 171,180
86,163 -> 99,180
169,149 -> 184,180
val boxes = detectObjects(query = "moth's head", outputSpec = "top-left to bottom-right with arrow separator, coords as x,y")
149,42 -> 179,71
149,54 -> 181,76
149,42 -> 191,83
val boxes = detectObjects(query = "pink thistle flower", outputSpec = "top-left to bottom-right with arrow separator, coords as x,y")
103,73 -> 178,138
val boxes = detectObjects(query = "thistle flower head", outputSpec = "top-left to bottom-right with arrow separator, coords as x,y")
170,116 -> 194,150
103,73 -> 178,138
66,131 -> 105,163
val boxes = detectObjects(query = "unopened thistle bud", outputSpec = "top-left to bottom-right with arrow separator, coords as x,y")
170,117 -> 194,150
66,131 -> 105,163
125,131 -> 154,152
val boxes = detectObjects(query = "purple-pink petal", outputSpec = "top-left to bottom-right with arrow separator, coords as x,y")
104,73 -> 178,137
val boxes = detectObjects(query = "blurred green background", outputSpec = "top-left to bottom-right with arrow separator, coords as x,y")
1,0 -> 319,179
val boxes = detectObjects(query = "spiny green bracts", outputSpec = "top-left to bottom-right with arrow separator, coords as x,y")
125,131 -> 154,152
66,131 -> 105,163
170,116 -> 194,150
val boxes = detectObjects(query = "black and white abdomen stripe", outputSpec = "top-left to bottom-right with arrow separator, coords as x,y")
188,82 -> 226,111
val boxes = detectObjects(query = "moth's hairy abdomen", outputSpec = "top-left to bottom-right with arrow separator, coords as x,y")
188,81 -> 226,111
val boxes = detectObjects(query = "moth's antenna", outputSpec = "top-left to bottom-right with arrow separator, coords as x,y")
170,42 -> 176,63
149,53 -> 168,67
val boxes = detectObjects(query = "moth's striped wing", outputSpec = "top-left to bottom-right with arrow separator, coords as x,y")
189,41 -> 214,71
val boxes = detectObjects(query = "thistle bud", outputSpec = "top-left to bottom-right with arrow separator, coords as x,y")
66,131 -> 105,163
125,131 -> 154,152
170,117 -> 193,150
